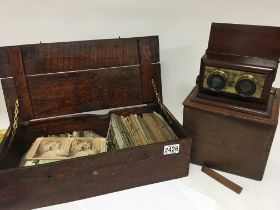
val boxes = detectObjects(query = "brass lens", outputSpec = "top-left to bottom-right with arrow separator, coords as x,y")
235,75 -> 257,96
207,70 -> 227,92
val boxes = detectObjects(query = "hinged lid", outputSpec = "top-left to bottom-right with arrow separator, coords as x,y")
0,36 -> 162,122
206,23 -> 280,61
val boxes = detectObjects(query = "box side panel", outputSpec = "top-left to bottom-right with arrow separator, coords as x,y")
0,138 -> 191,210
183,106 -> 277,180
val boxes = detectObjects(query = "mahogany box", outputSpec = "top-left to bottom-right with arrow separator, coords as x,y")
183,86 -> 279,180
0,36 -> 192,210
183,23 -> 280,180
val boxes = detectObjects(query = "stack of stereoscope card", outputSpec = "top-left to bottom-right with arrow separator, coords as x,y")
20,131 -> 107,167
20,111 -> 177,167
107,112 -> 177,150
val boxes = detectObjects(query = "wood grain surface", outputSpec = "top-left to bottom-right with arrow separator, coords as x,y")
202,166 -> 243,194
8,48 -> 34,121
0,36 -> 159,78
183,86 -> 279,180
0,137 -> 191,210
0,37 -> 162,121
207,23 -> 280,60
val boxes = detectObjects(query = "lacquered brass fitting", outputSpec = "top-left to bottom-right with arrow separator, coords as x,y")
211,70 -> 228,81
237,75 -> 257,86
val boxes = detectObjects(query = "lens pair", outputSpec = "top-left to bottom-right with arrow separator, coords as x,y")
207,71 -> 257,96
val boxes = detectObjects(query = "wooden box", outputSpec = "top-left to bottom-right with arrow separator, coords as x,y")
183,86 -> 279,180
0,36 -> 192,210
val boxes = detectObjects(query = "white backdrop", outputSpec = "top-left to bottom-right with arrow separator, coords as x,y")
0,1 -> 280,210
0,0 -> 280,127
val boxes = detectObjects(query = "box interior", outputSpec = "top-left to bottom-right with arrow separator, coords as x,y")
0,103 -> 188,171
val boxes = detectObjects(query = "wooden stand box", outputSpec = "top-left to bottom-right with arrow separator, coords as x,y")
183,23 -> 280,181
183,86 -> 279,180
0,36 -> 192,210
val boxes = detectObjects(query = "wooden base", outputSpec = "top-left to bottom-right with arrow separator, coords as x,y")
183,86 -> 279,180
0,104 -> 192,210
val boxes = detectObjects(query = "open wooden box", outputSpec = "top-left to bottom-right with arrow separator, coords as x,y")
0,36 -> 192,210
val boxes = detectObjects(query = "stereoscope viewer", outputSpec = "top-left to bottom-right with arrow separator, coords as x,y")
197,23 -> 280,111
184,23 -> 280,180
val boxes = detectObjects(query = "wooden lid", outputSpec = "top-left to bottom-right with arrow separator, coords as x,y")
0,36 -> 162,122
207,23 -> 280,60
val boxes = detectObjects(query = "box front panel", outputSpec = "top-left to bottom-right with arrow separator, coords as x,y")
183,106 -> 276,180
0,138 -> 191,210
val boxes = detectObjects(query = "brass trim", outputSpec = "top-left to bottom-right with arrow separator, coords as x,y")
202,66 -> 266,99
206,70 -> 227,91
210,70 -> 228,81
237,75 -> 257,86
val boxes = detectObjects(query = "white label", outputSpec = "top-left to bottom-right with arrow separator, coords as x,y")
163,144 -> 180,155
